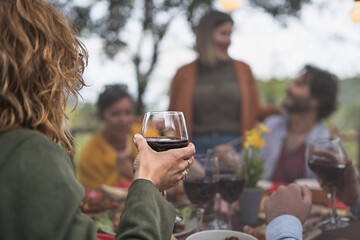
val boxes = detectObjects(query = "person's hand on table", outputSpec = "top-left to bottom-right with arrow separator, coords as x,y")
265,183 -> 312,224
132,134 -> 196,192
116,150 -> 133,179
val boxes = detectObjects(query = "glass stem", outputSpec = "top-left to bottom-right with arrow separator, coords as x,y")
329,186 -> 338,224
227,202 -> 233,230
216,193 -> 221,229
196,207 -> 205,232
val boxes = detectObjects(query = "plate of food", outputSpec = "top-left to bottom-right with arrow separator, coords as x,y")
173,205 -> 197,237
186,230 -> 257,240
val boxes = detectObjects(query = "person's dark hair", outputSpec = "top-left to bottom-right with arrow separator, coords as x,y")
303,65 -> 338,120
97,85 -> 133,119
195,10 -> 233,66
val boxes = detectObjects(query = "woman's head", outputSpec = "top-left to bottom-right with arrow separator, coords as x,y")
98,85 -> 135,142
195,10 -> 233,66
0,0 -> 88,156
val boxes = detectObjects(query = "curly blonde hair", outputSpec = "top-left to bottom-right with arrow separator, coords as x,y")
0,0 -> 88,157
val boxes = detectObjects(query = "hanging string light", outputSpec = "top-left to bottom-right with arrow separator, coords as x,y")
219,0 -> 242,11
350,0 -> 360,23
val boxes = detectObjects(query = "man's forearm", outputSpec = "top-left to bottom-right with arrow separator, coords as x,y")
266,215 -> 302,240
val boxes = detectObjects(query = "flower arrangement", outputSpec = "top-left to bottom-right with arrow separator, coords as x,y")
242,123 -> 271,188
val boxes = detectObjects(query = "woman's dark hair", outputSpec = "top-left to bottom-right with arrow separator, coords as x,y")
97,85 -> 133,119
195,10 -> 233,66
304,65 -> 338,120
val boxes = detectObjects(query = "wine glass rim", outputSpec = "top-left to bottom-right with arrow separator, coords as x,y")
144,111 -> 184,115
309,137 -> 341,144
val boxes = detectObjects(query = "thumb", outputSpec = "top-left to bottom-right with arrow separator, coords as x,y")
133,134 -> 148,151
301,185 -> 312,206
346,160 -> 355,175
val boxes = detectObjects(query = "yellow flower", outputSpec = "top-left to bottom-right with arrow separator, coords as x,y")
259,123 -> 271,133
252,137 -> 266,149
243,124 -> 270,150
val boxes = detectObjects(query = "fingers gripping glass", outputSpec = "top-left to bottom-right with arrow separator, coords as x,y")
308,137 -> 350,231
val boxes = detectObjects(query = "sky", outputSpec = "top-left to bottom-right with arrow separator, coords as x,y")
78,0 -> 360,111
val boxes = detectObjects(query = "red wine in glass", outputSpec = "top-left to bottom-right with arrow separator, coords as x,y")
218,174 -> 246,204
308,159 -> 345,185
146,137 -> 189,152
183,177 -> 219,208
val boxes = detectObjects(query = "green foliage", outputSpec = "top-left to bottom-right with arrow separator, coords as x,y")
68,103 -> 100,133
175,205 -> 196,229
250,0 -> 312,19
240,148 -> 265,188
257,78 -> 289,106
92,210 -> 114,233
327,77 -> 360,131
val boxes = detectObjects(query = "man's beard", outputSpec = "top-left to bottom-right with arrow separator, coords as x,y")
282,97 -> 311,113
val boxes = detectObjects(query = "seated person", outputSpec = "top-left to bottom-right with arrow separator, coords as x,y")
76,85 -> 140,189
261,65 -> 338,183
265,159 -> 360,240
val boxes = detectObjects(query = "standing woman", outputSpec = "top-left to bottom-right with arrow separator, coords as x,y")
168,10 -> 279,154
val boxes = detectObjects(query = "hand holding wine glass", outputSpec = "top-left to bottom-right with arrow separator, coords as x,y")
331,161 -> 360,207
141,111 -> 192,223
308,137 -> 349,230
133,134 -> 195,191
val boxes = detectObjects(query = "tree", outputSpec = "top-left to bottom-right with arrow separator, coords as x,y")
49,0 -> 312,115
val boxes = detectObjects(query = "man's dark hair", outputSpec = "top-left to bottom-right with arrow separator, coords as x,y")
304,65 -> 338,120
97,85 -> 133,119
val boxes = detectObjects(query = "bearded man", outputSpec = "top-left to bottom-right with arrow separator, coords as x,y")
261,65 -> 338,183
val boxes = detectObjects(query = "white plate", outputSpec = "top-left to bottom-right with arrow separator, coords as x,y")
294,178 -> 321,190
186,230 -> 257,240
256,179 -> 273,190
174,218 -> 197,237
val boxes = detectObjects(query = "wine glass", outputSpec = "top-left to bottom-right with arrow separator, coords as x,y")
141,111 -> 189,152
209,148 -> 246,230
307,137 -> 350,230
141,111 -> 189,222
183,153 -> 219,232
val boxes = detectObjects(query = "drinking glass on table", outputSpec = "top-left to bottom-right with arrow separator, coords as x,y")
308,137 -> 349,230
141,111 -> 189,222
183,154 -> 219,232
209,148 -> 246,230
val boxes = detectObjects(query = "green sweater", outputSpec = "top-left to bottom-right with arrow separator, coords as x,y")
0,129 -> 175,240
